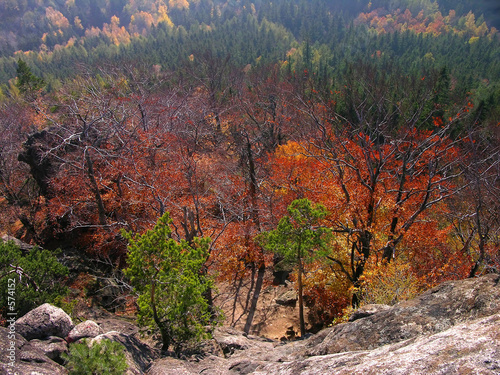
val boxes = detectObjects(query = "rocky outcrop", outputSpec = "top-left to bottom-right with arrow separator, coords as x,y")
256,313 -> 500,375
304,273 -> 500,356
15,303 -> 74,340
4,301 -> 157,375
5,274 -> 500,374
0,327 -> 68,375
145,273 -> 500,375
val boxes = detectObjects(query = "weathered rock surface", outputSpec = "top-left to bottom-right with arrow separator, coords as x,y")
256,313 -> 500,374
147,355 -> 228,375
91,331 -> 158,374
15,303 -> 74,340
67,319 -> 102,342
29,336 -> 68,361
348,303 -> 391,322
305,273 -> 500,356
6,274 -> 500,374
145,273 -> 500,374
0,327 -> 68,375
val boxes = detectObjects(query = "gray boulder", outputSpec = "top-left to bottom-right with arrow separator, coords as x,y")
0,327 -> 68,375
67,319 -> 102,342
16,303 -> 74,340
275,290 -> 298,306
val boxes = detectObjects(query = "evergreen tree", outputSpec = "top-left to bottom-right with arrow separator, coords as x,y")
15,59 -> 45,96
62,339 -> 128,375
257,199 -> 331,337
123,213 -> 219,353
0,241 -> 68,320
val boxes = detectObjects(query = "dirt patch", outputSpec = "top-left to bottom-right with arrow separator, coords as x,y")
213,269 -> 310,340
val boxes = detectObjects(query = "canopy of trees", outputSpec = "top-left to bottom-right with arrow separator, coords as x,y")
0,0 -> 499,336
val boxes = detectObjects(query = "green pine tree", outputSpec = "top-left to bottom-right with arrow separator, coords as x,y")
62,339 -> 128,375
257,199 -> 331,338
123,213 -> 219,354
15,59 -> 45,96
0,241 -> 68,320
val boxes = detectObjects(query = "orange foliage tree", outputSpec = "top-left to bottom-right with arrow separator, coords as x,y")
269,66 -> 473,307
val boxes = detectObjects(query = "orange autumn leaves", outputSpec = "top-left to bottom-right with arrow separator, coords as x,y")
268,124 -> 470,312
355,8 -> 497,38
6,65 -> 487,325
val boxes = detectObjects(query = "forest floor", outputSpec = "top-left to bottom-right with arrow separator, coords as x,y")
214,269 -> 310,341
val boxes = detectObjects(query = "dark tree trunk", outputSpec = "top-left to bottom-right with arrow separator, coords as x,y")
85,152 -> 107,226
297,257 -> 306,337
243,262 -> 265,334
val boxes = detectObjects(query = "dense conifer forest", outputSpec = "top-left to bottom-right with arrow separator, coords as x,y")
1,0 -> 499,341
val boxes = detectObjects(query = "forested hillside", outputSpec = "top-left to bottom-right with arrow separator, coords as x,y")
1,0 -> 499,341
0,0 -> 499,87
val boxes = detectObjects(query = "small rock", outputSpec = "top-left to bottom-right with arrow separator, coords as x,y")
67,320 -> 102,342
275,290 -> 298,306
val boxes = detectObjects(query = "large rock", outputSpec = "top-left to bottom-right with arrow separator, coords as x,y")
0,327 -> 68,375
304,273 -> 500,356
145,273 -> 500,375
91,331 -> 158,375
255,313 -> 500,375
15,303 -> 74,341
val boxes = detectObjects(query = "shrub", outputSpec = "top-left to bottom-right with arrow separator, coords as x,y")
62,338 -> 128,375
361,261 -> 421,306
123,212 -> 219,353
0,240 -> 68,322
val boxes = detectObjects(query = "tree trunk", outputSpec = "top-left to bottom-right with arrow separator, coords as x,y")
297,257 -> 306,337
151,280 -> 170,352
85,152 -> 107,226
243,134 -> 265,334
351,230 -> 372,308
243,262 -> 265,334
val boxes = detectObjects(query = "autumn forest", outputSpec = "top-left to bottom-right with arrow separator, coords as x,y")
1,0 -> 500,336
